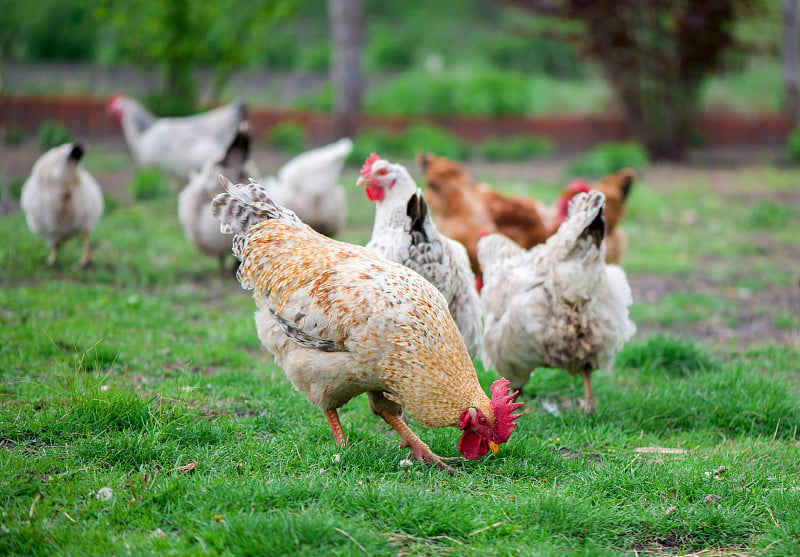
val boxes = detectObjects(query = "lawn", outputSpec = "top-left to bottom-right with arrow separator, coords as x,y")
1,146 -> 799,556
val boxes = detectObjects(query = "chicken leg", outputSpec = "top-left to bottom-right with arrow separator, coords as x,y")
377,410 -> 461,475
580,367 -> 595,413
78,229 -> 92,268
324,409 -> 346,446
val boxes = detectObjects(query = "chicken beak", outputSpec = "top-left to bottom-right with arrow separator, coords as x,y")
356,176 -> 366,187
488,440 -> 499,455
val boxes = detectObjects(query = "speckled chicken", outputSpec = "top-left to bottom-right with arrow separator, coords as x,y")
479,190 -> 636,413
21,142 -> 104,267
211,177 -> 522,473
267,137 -> 353,237
359,154 -> 483,359
178,127 -> 258,273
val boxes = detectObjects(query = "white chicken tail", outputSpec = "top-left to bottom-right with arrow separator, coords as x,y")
564,190 -> 607,253
211,176 -> 301,235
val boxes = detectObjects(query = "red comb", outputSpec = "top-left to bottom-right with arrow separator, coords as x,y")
490,378 -> 523,442
361,153 -> 381,177
569,179 -> 591,194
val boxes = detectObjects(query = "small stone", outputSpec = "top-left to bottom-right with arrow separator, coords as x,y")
96,487 -> 113,501
703,494 -> 721,504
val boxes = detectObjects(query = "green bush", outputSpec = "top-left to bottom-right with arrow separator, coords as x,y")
349,124 -> 470,165
36,121 -> 72,150
8,177 -> 26,201
292,85 -> 334,113
565,141 -> 649,178
129,169 -> 170,201
365,30 -> 414,71
365,67 -> 532,118
478,134 -> 555,161
264,122 -> 308,155
786,127 -> 800,163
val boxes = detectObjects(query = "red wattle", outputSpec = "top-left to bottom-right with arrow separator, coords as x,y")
365,184 -> 385,202
458,429 -> 489,460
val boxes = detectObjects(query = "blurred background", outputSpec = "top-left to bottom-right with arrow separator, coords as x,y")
1,0 -> 797,163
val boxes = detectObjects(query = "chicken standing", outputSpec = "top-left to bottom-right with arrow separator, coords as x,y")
178,128 -> 259,274
211,177 -> 522,473
107,94 -> 246,182
21,142 -> 104,267
267,137 -> 353,237
479,190 -> 636,413
359,154 -> 483,358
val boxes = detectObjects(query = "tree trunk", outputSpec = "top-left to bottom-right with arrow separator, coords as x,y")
327,0 -> 365,139
783,0 -> 799,126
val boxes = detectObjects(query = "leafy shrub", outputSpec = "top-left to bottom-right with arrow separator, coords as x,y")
365,67 -> 532,118
452,68 -> 531,116
264,122 -> 308,155
365,31 -> 414,71
292,84 -> 334,113
7,177 -> 26,201
565,141 -> 649,178
349,124 -> 470,164
786,127 -> 800,163
129,169 -> 170,201
297,41 -> 331,72
36,121 -> 71,150
365,72 -> 457,117
142,91 -> 197,118
478,134 -> 555,161
3,125 -> 26,146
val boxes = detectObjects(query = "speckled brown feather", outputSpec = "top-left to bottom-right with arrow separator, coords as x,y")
213,178 -> 493,429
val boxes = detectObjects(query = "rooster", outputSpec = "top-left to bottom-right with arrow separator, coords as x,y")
359,154 -> 483,358
107,94 -> 246,182
478,190 -> 635,413
211,177 -> 522,473
267,138 -> 353,237
178,127 -> 258,274
20,142 -> 104,267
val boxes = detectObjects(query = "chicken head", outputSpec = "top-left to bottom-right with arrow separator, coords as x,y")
457,378 -> 523,460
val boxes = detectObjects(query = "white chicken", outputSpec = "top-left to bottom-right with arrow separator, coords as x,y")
178,127 -> 259,273
107,94 -> 246,182
478,190 -> 636,413
266,137 -> 352,237
21,142 -> 104,267
210,177 -> 522,473
359,154 -> 482,359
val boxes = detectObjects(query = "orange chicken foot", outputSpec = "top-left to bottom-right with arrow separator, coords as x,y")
377,409 -> 462,474
324,409 -> 347,446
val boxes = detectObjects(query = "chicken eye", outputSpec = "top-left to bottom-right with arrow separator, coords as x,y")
377,168 -> 388,176
478,416 -> 487,425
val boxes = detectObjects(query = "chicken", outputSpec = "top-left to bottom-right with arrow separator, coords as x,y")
544,169 -> 636,264
359,154 -> 483,358
415,152 -> 496,278
267,138 -> 353,237
418,152 -> 636,268
107,94 -> 246,182
20,142 -> 104,267
178,127 -> 259,274
478,190 -> 635,413
211,177 -> 522,473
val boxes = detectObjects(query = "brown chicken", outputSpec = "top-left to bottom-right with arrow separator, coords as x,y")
211,177 -> 522,474
545,168 -> 636,264
418,153 -> 636,276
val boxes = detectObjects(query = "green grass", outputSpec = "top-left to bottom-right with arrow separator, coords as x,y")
1,160 -> 799,556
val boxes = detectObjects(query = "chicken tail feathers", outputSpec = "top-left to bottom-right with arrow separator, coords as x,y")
567,190 -> 607,249
406,190 -> 429,241
211,176 -> 300,235
68,142 -> 85,163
